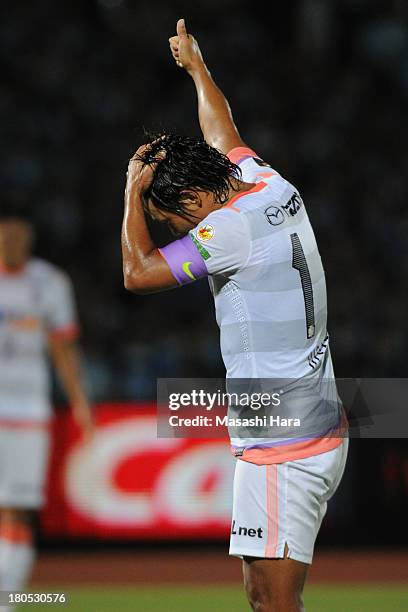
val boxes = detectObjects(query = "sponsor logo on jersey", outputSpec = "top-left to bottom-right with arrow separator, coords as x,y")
231,520 -> 263,539
282,192 -> 304,217
0,310 -> 40,331
265,193 -> 304,227
196,224 -> 214,241
190,234 -> 211,261
265,206 -> 285,226
181,261 -> 196,281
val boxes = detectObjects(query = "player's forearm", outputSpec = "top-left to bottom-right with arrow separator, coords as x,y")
50,339 -> 93,437
121,179 -> 156,290
189,64 -> 241,151
50,340 -> 87,406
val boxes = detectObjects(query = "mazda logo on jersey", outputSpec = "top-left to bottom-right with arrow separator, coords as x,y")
231,520 -> 263,538
265,206 -> 285,226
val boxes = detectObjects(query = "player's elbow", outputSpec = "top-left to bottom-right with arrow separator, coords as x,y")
123,267 -> 149,294
124,276 -> 148,294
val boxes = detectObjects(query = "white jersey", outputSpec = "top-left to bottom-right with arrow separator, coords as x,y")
203,158 -> 328,381
0,258 -> 78,422
159,147 -> 345,464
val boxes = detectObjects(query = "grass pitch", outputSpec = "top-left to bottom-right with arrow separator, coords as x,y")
19,584 -> 408,611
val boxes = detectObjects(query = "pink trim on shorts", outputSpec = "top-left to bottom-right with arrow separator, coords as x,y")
265,465 -> 279,557
235,434 -> 344,466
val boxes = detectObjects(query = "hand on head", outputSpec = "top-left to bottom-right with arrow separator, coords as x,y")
127,138 -> 166,194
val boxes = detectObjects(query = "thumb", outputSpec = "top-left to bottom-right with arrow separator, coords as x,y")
177,18 -> 188,38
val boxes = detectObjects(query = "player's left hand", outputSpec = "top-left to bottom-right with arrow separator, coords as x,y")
127,142 -> 166,194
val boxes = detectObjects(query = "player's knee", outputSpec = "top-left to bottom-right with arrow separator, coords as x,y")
244,577 -> 269,611
246,588 -> 304,612
243,566 -> 272,611
244,567 -> 304,612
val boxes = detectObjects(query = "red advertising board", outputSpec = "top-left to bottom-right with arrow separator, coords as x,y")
41,404 -> 234,539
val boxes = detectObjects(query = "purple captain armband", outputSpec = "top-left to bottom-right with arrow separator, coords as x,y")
158,234 -> 209,285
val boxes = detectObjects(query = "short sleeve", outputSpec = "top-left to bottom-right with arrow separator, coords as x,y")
158,210 -> 251,286
193,210 -> 250,276
228,146 -> 277,183
44,270 -> 79,339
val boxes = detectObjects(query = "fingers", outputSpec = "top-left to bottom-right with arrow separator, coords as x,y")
150,135 -> 166,148
130,138 -> 167,164
169,36 -> 179,53
176,18 -> 188,38
168,36 -> 183,67
169,42 -> 179,59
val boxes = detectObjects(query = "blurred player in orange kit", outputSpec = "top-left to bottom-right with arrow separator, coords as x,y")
122,18 -> 348,612
0,215 -> 93,607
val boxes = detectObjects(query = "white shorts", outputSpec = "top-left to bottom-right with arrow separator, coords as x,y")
229,439 -> 348,564
0,425 -> 50,509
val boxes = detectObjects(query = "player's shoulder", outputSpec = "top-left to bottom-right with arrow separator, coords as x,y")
198,206 -> 246,237
27,258 -> 72,286
188,207 -> 249,256
228,146 -> 295,192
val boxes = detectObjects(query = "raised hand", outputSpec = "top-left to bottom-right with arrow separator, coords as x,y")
127,140 -> 166,194
169,18 -> 204,74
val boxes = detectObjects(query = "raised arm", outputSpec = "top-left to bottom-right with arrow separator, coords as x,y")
169,18 -> 246,155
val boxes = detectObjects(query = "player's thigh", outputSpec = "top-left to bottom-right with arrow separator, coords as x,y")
0,426 -> 50,509
285,439 -> 349,556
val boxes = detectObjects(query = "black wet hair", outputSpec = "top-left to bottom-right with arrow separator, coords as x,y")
136,132 -> 242,219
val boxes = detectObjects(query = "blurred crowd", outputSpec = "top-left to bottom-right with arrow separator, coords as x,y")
1,0 -> 407,402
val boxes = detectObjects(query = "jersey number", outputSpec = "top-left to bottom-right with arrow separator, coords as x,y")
291,233 -> 315,339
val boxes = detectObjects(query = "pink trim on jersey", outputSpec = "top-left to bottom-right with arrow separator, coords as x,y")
265,464 -> 279,557
48,323 -> 80,340
225,181 -> 267,212
227,147 -> 258,165
233,411 -> 348,466
256,171 -> 277,178
0,263 -> 27,276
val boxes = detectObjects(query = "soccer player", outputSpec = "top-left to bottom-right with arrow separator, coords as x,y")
0,216 -> 92,606
122,19 -> 348,612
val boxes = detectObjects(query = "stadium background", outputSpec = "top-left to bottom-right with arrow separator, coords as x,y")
1,0 -> 407,609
